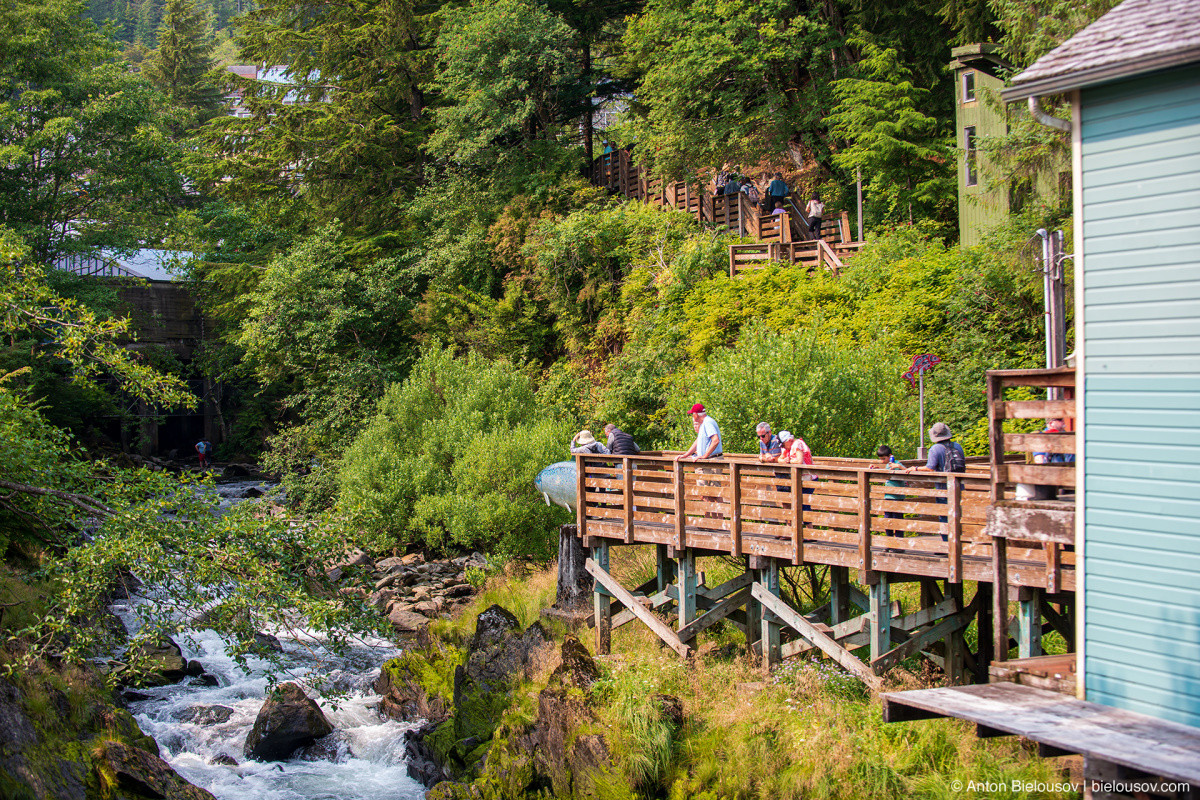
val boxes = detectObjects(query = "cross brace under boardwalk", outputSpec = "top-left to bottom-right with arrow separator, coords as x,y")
883,683 -> 1200,793
582,542 -> 981,686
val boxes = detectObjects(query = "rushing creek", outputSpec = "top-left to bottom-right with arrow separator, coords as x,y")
109,480 -> 427,800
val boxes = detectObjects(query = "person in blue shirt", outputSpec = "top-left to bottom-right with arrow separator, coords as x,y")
756,422 -> 783,462
766,172 -> 789,212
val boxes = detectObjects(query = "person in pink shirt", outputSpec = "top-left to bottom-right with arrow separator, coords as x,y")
778,431 -> 812,465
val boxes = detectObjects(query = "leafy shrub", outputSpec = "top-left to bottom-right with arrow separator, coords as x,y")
336,346 -> 573,557
671,326 -> 913,458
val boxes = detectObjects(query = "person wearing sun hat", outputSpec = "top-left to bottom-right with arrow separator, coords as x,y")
569,429 -> 609,455
909,422 -> 966,474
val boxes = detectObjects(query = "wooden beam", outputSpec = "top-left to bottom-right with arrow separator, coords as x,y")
857,471 -> 872,578
678,586 -> 752,642
792,465 -> 804,565
871,605 -> 974,673
576,453 -> 587,542
993,537 -> 1010,662
869,578 -> 891,664
585,557 -> 691,658
751,583 -> 882,690
782,615 -> 869,658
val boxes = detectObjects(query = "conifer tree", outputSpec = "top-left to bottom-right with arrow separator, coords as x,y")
144,0 -> 222,118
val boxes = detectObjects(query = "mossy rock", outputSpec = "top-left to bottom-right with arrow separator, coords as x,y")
376,644 -> 462,722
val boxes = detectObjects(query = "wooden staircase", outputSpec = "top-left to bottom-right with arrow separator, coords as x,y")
589,149 -> 866,277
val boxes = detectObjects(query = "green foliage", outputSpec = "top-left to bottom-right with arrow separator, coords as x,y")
829,38 -> 955,231
429,0 -> 578,164
337,347 -> 572,557
618,0 -> 838,181
237,223 -> 418,508
142,0 -> 223,120
992,0 -> 1121,68
0,228 -> 194,411
674,326 -> 912,458
192,0 -> 431,238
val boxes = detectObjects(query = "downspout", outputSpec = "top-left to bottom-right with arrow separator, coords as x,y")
1027,96 -> 1071,132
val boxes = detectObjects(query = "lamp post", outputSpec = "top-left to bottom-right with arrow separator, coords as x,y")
903,353 -> 942,460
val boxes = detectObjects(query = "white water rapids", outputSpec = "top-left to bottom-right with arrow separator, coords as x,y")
110,480 -> 428,800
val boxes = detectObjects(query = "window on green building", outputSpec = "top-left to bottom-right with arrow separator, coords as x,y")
962,70 -> 976,103
964,126 -> 978,186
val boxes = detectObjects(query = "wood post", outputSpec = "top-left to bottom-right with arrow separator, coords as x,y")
1018,587 -> 1043,658
673,460 -> 685,549
944,581 -> 966,684
622,456 -> 634,544
593,541 -> 611,654
869,575 -> 892,663
857,470 -> 873,579
730,462 -> 742,557
575,454 -> 587,546
993,537 -> 1010,662
831,566 -> 851,624
947,474 -> 962,582
791,465 -> 803,565
677,549 -> 697,631
759,559 -> 781,671
975,582 -> 993,683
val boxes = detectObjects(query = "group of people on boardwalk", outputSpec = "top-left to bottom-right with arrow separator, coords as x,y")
713,170 -> 825,240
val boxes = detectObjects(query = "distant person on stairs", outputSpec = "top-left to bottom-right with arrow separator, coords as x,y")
806,192 -> 825,240
740,180 -> 760,207
767,172 -> 789,213
771,200 -> 787,215
723,176 -> 741,195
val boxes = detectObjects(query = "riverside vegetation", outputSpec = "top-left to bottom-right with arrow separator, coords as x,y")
0,0 -> 1105,795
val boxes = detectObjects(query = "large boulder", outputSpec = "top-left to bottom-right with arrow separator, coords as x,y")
242,683 -> 334,762
120,637 -> 190,687
452,606 -> 550,748
94,740 -> 217,800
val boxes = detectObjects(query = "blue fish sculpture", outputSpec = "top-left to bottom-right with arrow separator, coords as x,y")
534,460 -> 578,512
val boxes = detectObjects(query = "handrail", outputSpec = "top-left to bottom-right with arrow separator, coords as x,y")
985,367 -> 1076,505
574,452 -> 1075,591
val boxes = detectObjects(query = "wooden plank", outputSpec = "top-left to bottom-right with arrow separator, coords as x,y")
998,463 -> 1076,487
576,454 -> 587,543
1045,542 -> 1060,594
1003,432 -> 1076,453
994,399 -> 1076,419
892,597 -> 960,632
585,557 -> 691,658
985,503 -> 1076,544
879,683 -> 1200,784
751,584 -> 882,690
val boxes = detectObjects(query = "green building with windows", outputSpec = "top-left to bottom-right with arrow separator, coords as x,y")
950,44 -> 1071,246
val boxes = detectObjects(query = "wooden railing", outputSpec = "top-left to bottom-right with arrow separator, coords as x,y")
576,453 -> 1073,591
986,367 -> 1076,504
729,240 -> 845,277
589,150 -> 863,256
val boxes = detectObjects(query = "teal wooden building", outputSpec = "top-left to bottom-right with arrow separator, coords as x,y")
881,0 -> 1200,789
1003,0 -> 1200,731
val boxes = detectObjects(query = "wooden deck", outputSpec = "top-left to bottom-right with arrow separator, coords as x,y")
883,683 -> 1200,786
576,453 -> 1074,593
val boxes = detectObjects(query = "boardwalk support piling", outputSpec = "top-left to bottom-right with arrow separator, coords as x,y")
592,541 -> 611,654
869,576 -> 892,663
1018,587 -> 1043,658
759,559 -> 781,670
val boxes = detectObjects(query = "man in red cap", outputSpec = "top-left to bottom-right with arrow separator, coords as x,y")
676,403 -> 722,461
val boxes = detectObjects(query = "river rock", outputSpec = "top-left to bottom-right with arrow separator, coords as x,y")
401,553 -> 424,566
376,556 -> 405,572
252,632 -> 284,654
95,740 -> 217,800
242,682 -> 334,761
388,607 -> 430,633
209,754 -> 238,766
369,588 -> 398,611
296,731 -> 347,762
123,637 -> 189,687
411,586 -> 432,602
413,600 -> 438,617
443,583 -> 473,598
452,606 -> 551,747
177,705 -> 236,725
404,721 -> 449,788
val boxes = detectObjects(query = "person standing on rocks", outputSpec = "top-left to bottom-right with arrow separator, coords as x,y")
195,437 -> 213,469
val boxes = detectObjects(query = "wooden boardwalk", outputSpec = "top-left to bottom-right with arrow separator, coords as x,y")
576,454 -> 1074,593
